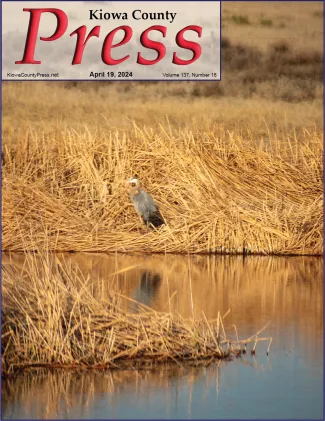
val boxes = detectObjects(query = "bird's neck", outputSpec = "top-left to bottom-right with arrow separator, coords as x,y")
129,187 -> 141,198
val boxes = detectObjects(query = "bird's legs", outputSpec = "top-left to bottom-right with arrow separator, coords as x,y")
137,215 -> 148,233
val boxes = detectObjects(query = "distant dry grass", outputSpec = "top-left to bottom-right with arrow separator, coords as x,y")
222,1 -> 323,53
1,252 -> 271,375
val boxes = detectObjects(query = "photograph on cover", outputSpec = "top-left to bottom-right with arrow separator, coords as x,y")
1,1 -> 323,419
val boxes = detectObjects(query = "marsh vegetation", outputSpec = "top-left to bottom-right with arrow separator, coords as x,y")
2,252 -> 275,375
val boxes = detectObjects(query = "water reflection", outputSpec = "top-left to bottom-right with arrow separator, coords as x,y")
131,270 -> 162,311
2,253 -> 323,419
1,358 -> 273,420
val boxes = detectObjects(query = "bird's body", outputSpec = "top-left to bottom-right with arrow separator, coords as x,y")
127,178 -> 164,228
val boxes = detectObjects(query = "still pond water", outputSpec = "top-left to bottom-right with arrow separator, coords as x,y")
2,253 -> 323,419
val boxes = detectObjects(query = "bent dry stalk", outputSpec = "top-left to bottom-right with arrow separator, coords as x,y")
1,252 -> 272,376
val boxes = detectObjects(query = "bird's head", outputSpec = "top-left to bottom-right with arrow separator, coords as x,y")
126,177 -> 141,190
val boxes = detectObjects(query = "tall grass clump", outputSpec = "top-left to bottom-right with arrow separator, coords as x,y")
2,119 -> 323,255
1,252 -> 271,375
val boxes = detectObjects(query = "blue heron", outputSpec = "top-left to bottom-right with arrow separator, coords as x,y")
126,177 -> 165,228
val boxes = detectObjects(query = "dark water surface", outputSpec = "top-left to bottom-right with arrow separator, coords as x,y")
2,253 -> 323,419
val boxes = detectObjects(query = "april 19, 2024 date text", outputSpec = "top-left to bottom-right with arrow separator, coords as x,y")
89,71 -> 133,78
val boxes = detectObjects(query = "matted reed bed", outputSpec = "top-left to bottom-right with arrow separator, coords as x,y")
2,123 -> 323,255
1,253 -> 271,376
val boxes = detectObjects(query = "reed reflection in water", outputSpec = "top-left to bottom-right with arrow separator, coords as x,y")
2,358 -> 273,420
2,253 -> 323,419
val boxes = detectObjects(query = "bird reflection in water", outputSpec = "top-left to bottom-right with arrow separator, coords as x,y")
130,270 -> 162,312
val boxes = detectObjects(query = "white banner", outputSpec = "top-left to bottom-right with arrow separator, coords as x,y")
2,1 -> 221,81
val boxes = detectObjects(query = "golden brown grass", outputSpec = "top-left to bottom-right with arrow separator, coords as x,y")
1,251 -> 271,376
2,86 -> 323,255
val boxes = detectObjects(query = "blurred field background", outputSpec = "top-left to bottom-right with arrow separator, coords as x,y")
2,1 -> 323,255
